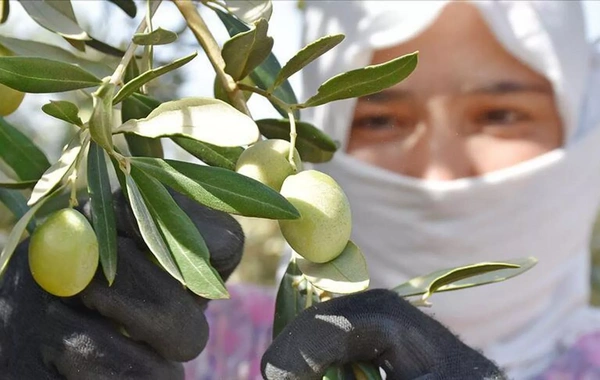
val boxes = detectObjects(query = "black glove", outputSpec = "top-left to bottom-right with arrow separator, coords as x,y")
262,289 -> 506,380
0,190 -> 244,380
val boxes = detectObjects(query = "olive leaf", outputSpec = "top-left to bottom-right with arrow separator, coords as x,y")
42,100 -> 83,127
0,188 -> 35,233
214,75 -> 254,104
0,0 -> 8,24
0,180 -> 38,189
89,82 -> 116,153
0,36 -> 114,78
113,52 -> 197,104
107,0 -> 137,18
0,184 -> 65,276
272,259 -> 319,339
300,52 -> 418,108
392,257 -> 538,299
171,137 -> 243,171
18,0 -> 90,50
256,118 -> 337,163
129,157 -> 300,220
121,92 -> 164,158
28,130 -> 88,206
131,168 -> 229,299
133,27 -> 178,45
296,241 -> 370,294
87,141 -> 118,285
225,0 -> 272,23
221,18 -> 273,81
114,97 -> 260,147
215,8 -> 299,119
273,34 -> 345,90
0,57 -> 101,93
125,174 -> 185,284
0,117 -> 50,181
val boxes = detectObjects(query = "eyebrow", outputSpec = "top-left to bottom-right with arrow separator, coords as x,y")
358,80 -> 553,103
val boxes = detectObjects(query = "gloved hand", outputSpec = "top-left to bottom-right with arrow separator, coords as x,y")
0,190 -> 244,380
262,289 -> 506,380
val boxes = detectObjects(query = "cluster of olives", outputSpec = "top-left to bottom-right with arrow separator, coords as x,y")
236,139 -> 352,264
27,138 -> 350,297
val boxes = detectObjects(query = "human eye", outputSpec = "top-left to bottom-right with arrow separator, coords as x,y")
477,108 -> 530,126
352,115 -> 398,130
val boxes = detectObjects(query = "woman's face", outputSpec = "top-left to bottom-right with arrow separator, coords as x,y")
347,2 -> 563,180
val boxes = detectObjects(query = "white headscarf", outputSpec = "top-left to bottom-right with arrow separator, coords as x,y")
297,1 -> 600,378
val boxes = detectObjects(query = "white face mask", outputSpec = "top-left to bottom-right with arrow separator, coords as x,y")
294,1 -> 600,378
315,124 -> 600,377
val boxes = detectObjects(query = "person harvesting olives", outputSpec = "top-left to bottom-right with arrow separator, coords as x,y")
2,1 -> 598,380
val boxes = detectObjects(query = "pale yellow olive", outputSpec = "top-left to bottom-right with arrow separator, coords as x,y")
236,139 -> 303,191
279,170 -> 352,263
29,208 -> 99,297
0,45 -> 25,116
0,83 -> 25,116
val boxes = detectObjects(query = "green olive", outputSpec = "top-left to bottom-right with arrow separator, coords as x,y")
236,139 -> 303,191
0,83 -> 25,116
29,208 -> 99,297
279,170 -> 352,263
0,45 -> 25,116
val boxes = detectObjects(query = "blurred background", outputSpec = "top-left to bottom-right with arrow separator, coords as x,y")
2,0 -> 600,301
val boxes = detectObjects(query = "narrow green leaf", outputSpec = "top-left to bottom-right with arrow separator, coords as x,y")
131,168 -> 229,299
274,34 -> 344,90
121,92 -> 164,158
256,118 -> 337,163
272,259 -> 318,339
113,53 -> 197,104
424,263 -> 519,299
0,117 -> 51,181
133,27 -> 178,45
0,36 -> 114,78
0,0 -> 9,24
392,257 -> 538,298
225,0 -> 272,23
107,0 -> 137,18
301,52 -> 418,108
114,97 -> 260,147
89,82 -> 116,153
0,179 -> 37,189
129,157 -> 300,220
0,188 -> 35,233
124,173 -> 184,284
28,130 -> 87,206
85,37 -> 125,57
0,185 -> 63,276
0,57 -> 101,93
296,241 -> 369,294
18,0 -> 89,41
215,8 -> 299,119
87,142 -> 117,285
172,137 -> 243,170
42,100 -> 83,127
121,92 -> 161,119
222,18 -> 273,81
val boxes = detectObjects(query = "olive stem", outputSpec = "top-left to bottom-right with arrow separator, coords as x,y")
68,170 -> 79,208
237,83 -> 292,112
172,0 -> 251,116
141,0 -> 155,93
287,110 -> 298,170
305,280 -> 313,308
109,0 -> 162,86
